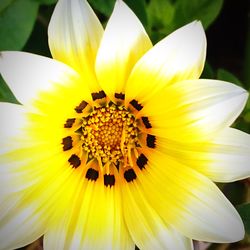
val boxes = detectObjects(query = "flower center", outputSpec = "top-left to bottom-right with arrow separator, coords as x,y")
81,104 -> 139,166
62,96 -> 153,186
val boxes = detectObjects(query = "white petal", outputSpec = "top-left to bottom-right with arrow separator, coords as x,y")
138,150 -> 245,243
122,181 -> 193,250
125,21 -> 206,103
197,128 -> 250,182
0,51 -> 79,105
0,102 -> 27,154
95,0 -> 152,101
141,79 -> 248,142
48,0 -> 103,76
0,193 -> 47,250
0,102 -> 25,139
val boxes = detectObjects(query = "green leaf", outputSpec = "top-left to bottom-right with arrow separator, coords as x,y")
89,0 -> 148,28
246,91 -> 250,110
88,0 -> 115,17
147,0 -> 175,28
0,0 -> 13,12
244,112 -> 250,123
174,0 -> 224,29
33,0 -> 57,5
244,8 -> 250,89
0,74 -> 19,104
201,62 -> 215,79
125,0 -> 148,28
0,0 -> 39,50
222,182 -> 246,206
217,68 -> 243,87
237,203 -> 250,234
147,0 -> 175,41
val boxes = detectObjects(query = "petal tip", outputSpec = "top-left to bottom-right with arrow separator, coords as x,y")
229,218 -> 245,242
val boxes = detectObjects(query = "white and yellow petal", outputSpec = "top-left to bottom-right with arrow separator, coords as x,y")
48,0 -> 103,85
95,0 -> 152,102
137,149 -> 244,243
157,127 -> 250,182
0,51 -> 81,105
0,145 -> 82,249
140,79 -> 248,142
122,181 -> 193,250
125,21 -> 206,103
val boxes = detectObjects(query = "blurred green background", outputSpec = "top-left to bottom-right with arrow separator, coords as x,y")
0,0 -> 250,249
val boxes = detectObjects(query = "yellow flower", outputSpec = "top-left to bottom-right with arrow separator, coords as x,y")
0,0 -> 249,249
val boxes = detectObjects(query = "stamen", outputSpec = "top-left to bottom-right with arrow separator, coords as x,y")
127,146 -> 134,167
80,104 -> 139,166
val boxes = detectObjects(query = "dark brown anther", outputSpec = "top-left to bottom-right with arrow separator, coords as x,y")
124,169 -> 137,182
146,134 -> 156,148
141,116 -> 152,129
85,168 -> 99,181
91,90 -> 106,101
75,101 -> 88,113
136,154 -> 148,170
62,136 -> 73,151
68,154 -> 81,168
114,93 -> 125,100
104,174 -> 115,187
64,118 -> 76,128
129,99 -> 143,111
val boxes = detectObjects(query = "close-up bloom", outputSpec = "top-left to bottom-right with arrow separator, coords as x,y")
0,0 -> 249,249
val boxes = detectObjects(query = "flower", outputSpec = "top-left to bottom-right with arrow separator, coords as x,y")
0,0 -> 249,249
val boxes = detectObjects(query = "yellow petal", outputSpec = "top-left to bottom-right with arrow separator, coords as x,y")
122,181 -> 193,250
95,0 -> 152,102
125,21 -> 206,103
44,179 -> 134,249
137,149 -> 244,243
48,0 -> 103,87
140,79 -> 248,142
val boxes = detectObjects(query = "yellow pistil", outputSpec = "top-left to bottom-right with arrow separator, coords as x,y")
80,103 -> 139,166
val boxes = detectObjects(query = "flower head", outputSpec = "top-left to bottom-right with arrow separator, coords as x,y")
0,0 -> 249,249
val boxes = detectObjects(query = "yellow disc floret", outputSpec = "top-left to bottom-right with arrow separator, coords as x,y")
81,103 -> 139,166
